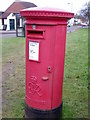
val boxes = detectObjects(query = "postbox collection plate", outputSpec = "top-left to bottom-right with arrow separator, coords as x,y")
29,41 -> 39,61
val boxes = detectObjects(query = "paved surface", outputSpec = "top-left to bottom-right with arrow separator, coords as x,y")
0,30 -> 16,34
67,26 -> 81,33
0,30 -> 16,38
0,34 -> 16,38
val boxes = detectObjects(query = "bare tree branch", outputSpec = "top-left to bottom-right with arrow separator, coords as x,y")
79,2 -> 90,21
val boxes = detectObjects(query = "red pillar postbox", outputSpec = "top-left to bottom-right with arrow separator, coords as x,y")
20,7 -> 74,119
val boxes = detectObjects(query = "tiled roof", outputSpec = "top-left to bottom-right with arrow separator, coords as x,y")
0,1 -> 37,18
0,12 -> 10,19
0,12 -> 4,16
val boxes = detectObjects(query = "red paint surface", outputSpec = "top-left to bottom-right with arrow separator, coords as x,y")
20,7 -> 74,110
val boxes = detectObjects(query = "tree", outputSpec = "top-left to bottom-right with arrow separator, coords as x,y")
79,1 -> 90,22
74,13 -> 80,19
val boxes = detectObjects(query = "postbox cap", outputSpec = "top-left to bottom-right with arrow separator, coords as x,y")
20,7 -> 74,20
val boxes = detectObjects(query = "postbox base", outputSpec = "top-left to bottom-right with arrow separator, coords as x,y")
25,102 -> 63,119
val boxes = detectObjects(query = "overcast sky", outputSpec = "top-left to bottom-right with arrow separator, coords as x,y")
0,0 -> 89,13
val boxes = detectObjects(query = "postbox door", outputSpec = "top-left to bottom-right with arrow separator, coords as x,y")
25,25 -> 56,110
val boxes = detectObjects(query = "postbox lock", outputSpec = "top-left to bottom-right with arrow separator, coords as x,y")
48,66 -> 52,73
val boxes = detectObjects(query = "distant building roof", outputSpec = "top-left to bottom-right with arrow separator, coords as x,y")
0,1 -> 37,18
0,11 -> 4,18
0,12 -> 10,19
0,11 -> 4,16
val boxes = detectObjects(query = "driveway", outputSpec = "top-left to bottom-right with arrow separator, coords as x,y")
0,30 -> 16,38
67,26 -> 81,33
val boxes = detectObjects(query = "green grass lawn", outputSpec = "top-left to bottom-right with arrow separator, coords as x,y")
2,37 -> 25,118
63,28 -> 88,118
2,28 -> 88,118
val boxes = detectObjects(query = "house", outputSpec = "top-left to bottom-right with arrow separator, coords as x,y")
0,12 -> 16,30
67,18 -> 74,27
0,0 -> 37,35
0,11 -> 4,29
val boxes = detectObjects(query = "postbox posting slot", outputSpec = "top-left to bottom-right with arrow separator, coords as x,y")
27,30 -> 45,39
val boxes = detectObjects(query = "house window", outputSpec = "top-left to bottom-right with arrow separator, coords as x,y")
9,19 -> 15,30
2,19 -> 4,25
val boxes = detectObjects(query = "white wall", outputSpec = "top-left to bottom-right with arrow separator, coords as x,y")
6,13 -> 16,31
0,19 -> 2,29
68,18 -> 74,26
20,18 -> 22,27
4,19 -> 7,25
